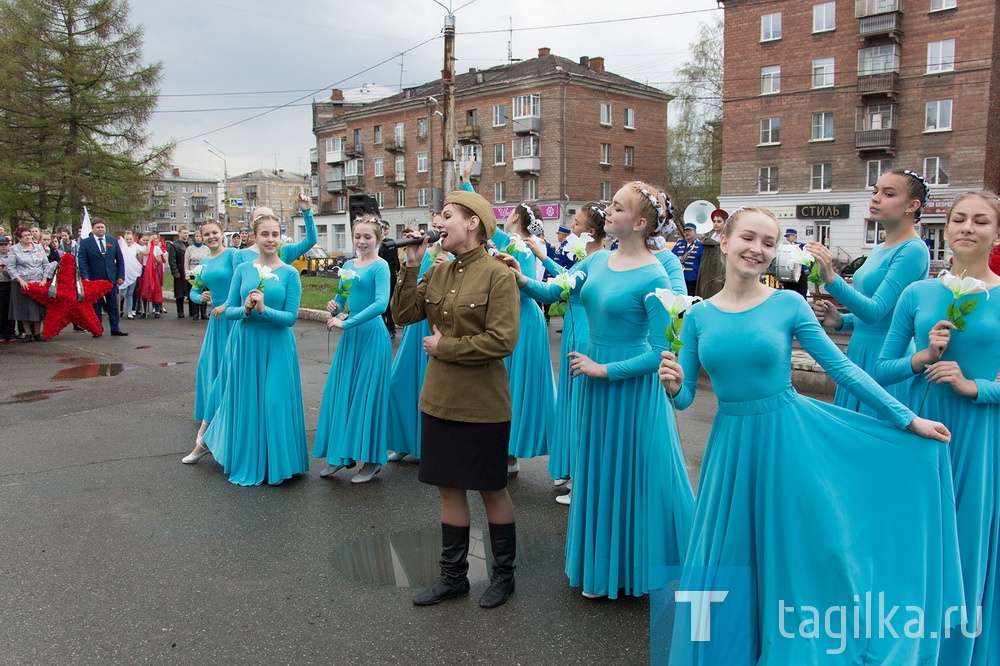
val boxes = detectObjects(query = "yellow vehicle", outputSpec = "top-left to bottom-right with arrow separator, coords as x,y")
290,245 -> 345,276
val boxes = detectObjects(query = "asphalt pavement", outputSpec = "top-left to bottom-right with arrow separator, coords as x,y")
0,311 -> 721,665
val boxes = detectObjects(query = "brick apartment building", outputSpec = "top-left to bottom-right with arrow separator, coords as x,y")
225,169 -> 310,232
147,167 -> 219,237
308,48 -> 672,254
718,0 -> 1000,268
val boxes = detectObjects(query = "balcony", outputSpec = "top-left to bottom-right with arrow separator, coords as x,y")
855,128 -> 897,155
857,71 -> 900,99
457,125 -> 480,144
152,188 -> 166,196
346,175 -> 365,190
513,156 -> 541,174
310,147 -> 318,164
311,187 -> 320,199
326,148 -> 345,164
855,0 -> 901,17
513,115 -> 540,135
858,11 -> 902,41
386,136 -> 406,153
192,204 -> 208,213
386,171 -> 406,186
345,143 -> 363,158
326,179 -> 345,193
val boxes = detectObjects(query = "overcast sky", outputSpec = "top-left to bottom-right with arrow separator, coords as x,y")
129,0 -> 721,183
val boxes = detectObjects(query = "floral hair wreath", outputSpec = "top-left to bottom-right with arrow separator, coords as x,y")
520,202 -> 544,236
901,169 -> 931,205
637,187 -> 674,234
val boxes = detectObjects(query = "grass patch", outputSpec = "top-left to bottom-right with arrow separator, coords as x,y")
301,275 -> 338,310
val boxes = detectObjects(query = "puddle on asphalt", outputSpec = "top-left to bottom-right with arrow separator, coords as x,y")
50,363 -> 137,381
330,529 -> 561,588
1,387 -> 74,404
157,361 -> 187,367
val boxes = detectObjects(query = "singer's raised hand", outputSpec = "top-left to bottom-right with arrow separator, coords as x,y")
402,229 -> 429,266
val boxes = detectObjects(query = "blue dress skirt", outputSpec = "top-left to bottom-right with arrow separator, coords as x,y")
674,291 -> 964,663
189,249 -> 239,422
313,259 -> 392,467
877,280 -> 1000,665
203,262 -> 309,486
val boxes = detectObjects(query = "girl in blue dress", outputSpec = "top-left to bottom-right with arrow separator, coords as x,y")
182,219 -> 240,464
659,207 -> 963,663
313,215 -> 392,484
809,169 -> 931,416
493,203 -> 556,475
202,213 -> 309,486
386,230 -> 450,463
504,182 -> 694,599
876,191 -> 1000,665
524,203 -> 607,500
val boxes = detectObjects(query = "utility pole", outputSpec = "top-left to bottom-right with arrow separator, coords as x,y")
441,12 -> 456,195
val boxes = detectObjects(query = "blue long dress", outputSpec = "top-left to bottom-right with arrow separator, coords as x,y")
535,249 -> 686,481
493,228 -> 556,460
523,250 -> 694,598
673,290 -> 963,663
385,249 -> 445,458
189,248 -> 240,421
824,237 -> 929,415
876,279 -> 1000,666
203,262 -> 309,486
313,259 -> 392,467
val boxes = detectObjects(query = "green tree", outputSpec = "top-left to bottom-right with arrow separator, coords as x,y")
0,0 -> 170,232
666,15 -> 724,216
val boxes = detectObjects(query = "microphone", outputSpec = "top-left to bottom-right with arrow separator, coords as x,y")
381,230 -> 441,249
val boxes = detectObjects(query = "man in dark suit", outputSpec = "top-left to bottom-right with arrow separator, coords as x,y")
77,218 -> 128,336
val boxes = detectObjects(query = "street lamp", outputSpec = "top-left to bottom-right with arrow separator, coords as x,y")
204,140 -> 228,229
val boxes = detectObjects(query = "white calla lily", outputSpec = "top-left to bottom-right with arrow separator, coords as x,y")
253,263 -> 279,290
938,270 -> 989,299
648,288 -> 702,317
783,244 -> 816,266
564,232 -> 594,261
505,233 -> 530,255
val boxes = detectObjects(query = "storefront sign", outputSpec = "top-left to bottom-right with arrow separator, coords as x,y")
796,204 -> 849,219
924,198 -> 953,216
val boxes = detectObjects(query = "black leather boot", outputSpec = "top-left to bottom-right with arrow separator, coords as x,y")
479,522 -> 516,608
412,523 -> 471,606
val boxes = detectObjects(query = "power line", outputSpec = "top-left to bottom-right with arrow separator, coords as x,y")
462,7 -> 721,35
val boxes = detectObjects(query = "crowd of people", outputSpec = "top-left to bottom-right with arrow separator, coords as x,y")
5,168 -> 1000,661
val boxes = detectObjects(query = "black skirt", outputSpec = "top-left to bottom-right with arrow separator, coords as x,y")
418,413 -> 510,491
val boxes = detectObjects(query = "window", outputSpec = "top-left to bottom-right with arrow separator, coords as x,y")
394,156 -> 405,178
182,198 -> 188,207
373,191 -> 383,208
759,117 -> 780,144
600,143 -> 611,165
927,40 -> 956,73
417,117 -> 428,139
758,166 -> 779,193
494,182 -> 506,203
522,179 -> 537,201
466,109 -> 478,126
865,219 -> 886,245
857,103 -> 896,131
417,152 -> 428,173
761,65 -> 781,94
924,156 -> 950,185
925,100 -> 953,131
335,195 -> 346,213
930,0 -> 956,10
182,186 -> 189,193
514,136 -> 539,158
624,108 -> 635,129
170,198 -> 177,206
353,128 -> 362,147
236,187 -> 242,194
760,12 -> 782,41
810,163 -> 832,191
858,44 -> 900,75
512,94 -> 540,118
599,181 -> 611,201
812,2 -> 836,32
492,104 -> 506,127
325,166 -> 344,183
624,146 -> 634,167
374,158 -> 384,178
346,158 -> 363,177
395,189 -> 405,208
417,188 -> 428,207
812,57 -> 835,88
494,143 -> 506,165
325,137 -> 336,153
811,112 -> 834,140
866,159 -> 891,187
373,125 -> 382,144
168,185 -> 176,192
600,103 -> 612,126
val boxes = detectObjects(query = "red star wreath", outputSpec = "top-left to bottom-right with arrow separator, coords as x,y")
22,253 -> 113,339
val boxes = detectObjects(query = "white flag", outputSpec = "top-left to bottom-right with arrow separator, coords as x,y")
79,206 -> 93,239
118,236 -> 142,289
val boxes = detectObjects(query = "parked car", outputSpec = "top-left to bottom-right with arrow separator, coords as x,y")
291,246 -> 346,276
838,255 -> 867,282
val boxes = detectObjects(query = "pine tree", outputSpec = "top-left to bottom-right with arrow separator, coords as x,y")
0,0 -> 170,231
